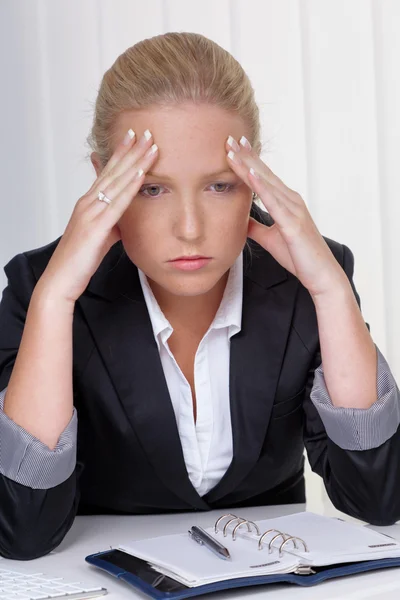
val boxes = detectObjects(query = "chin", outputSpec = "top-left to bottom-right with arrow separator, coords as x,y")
164,282 -> 218,298
159,272 -> 224,297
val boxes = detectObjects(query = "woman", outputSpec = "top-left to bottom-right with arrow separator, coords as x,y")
0,32 -> 399,561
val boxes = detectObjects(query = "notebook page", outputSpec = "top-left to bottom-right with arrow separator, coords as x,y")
235,512 -> 400,566
119,530 -> 299,587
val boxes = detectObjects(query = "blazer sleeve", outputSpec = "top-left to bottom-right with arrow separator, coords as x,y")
303,243 -> 400,526
0,386 -> 78,487
310,344 -> 400,450
0,251 -> 82,560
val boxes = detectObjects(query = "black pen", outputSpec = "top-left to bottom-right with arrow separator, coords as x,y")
188,525 -> 231,560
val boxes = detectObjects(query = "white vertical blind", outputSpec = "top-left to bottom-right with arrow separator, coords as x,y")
1,0 -> 399,515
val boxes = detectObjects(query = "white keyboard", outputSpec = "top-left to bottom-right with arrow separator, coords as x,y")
0,567 -> 107,600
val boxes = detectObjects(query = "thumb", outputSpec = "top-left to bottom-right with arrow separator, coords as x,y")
247,217 -> 270,247
104,223 -> 122,252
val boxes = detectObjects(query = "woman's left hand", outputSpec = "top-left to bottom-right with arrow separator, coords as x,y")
226,135 -> 349,298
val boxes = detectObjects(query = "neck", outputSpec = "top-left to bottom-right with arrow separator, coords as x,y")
147,271 -> 230,335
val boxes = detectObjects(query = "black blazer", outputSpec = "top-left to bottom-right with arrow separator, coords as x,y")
1,205 -> 399,560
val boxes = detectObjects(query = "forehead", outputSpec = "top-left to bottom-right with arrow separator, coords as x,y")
113,103 -> 247,153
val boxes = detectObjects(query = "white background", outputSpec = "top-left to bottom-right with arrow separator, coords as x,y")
0,0 -> 399,517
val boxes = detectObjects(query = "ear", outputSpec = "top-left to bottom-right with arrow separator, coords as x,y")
90,152 -> 102,178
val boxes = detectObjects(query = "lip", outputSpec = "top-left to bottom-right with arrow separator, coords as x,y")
169,255 -> 211,261
168,256 -> 212,271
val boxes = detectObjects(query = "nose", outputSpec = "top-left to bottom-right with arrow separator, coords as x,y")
172,197 -> 205,244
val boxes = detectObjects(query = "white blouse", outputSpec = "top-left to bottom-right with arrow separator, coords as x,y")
137,253 -> 243,497
1,247 -> 398,492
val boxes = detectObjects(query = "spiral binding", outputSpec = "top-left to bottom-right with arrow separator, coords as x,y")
214,513 -> 309,557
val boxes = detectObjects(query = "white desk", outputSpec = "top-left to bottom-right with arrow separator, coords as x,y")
2,504 -> 400,600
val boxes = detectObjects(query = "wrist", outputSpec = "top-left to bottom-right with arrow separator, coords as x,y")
31,280 -> 76,315
311,274 -> 353,307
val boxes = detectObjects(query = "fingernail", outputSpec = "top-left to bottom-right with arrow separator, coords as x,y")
123,129 -> 135,145
145,143 -> 158,157
227,150 -> 242,164
240,136 -> 252,150
227,135 -> 241,152
140,129 -> 153,147
249,167 -> 260,179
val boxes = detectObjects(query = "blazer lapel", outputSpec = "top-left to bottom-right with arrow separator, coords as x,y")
78,244 -> 209,510
204,239 -> 299,504
77,206 -> 299,508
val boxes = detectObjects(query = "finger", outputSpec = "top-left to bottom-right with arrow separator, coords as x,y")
95,142 -> 159,222
247,216 -> 268,245
96,141 -> 158,211
79,135 -> 157,220
247,217 -> 281,254
231,158 -> 293,225
86,129 -> 137,195
103,128 -> 138,176
104,129 -> 155,182
226,136 -> 297,197
92,130 -> 154,199
248,217 -> 296,273
87,129 -> 153,198
249,170 -> 301,215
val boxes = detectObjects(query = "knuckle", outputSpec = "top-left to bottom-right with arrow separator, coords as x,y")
73,197 -> 89,215
77,193 -> 91,206
73,198 -> 99,223
292,191 -> 303,203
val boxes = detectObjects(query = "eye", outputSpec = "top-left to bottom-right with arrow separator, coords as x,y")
210,182 -> 236,194
138,182 -> 237,198
139,184 -> 164,198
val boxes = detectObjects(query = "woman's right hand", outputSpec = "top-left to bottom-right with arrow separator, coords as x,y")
36,129 -> 158,304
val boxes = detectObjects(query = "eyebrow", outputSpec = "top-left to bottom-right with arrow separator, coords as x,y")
144,169 -> 236,181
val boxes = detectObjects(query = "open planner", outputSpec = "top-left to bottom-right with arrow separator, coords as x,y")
85,511 -> 400,599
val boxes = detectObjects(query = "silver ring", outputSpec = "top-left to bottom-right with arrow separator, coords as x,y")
223,517 -> 246,537
232,520 -> 260,541
278,536 -> 308,558
268,532 -> 287,554
214,514 -> 238,534
257,529 -> 284,551
98,191 -> 112,205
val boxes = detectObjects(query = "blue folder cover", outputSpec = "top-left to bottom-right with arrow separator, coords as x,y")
85,548 -> 400,599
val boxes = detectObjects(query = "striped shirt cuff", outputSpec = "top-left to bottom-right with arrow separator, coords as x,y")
0,387 -> 77,489
310,344 -> 400,451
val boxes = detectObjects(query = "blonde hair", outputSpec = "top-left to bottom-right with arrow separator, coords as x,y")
85,31 -> 269,258
86,31 -> 265,170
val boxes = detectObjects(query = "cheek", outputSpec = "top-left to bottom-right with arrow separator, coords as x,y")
118,207 -> 157,256
211,198 -> 251,238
